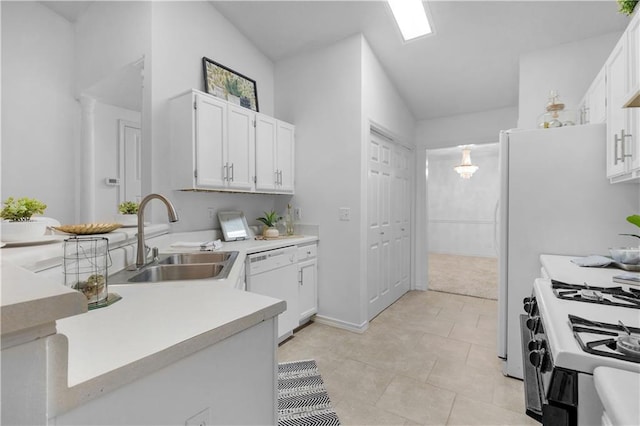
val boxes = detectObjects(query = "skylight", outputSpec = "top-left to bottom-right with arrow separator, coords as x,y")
387,0 -> 432,41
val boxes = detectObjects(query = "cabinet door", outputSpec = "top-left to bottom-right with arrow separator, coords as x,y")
606,38 -> 629,178
227,105 -> 255,190
195,94 -> 227,188
626,14 -> 640,172
588,67 -> 606,124
298,258 -> 317,321
255,114 -> 277,191
276,121 -> 295,193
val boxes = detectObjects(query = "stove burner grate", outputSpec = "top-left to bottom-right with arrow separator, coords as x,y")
569,315 -> 640,363
552,280 -> 640,310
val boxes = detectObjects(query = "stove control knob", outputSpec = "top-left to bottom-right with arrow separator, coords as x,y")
523,297 -> 537,315
529,349 -> 546,368
528,339 -> 542,351
526,317 -> 540,332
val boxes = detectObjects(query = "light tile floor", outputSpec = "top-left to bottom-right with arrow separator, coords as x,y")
277,290 -> 539,426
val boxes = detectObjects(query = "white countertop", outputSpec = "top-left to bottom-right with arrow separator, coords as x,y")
1,261 -> 87,335
1,228 -> 318,413
594,367 -> 640,426
540,254 -> 632,286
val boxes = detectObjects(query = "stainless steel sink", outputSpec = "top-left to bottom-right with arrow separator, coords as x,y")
128,264 -> 225,283
109,251 -> 239,284
157,251 -> 235,264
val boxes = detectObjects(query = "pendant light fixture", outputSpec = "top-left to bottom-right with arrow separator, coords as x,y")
454,146 -> 479,179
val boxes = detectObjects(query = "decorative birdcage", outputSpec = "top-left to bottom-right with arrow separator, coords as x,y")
64,237 -> 112,309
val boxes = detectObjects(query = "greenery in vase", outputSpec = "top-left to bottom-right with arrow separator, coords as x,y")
257,210 -> 281,228
0,197 -> 47,221
621,214 -> 640,240
224,78 -> 243,97
617,0 -> 638,15
118,201 -> 139,215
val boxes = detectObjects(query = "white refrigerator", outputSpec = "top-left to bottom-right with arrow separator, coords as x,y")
498,123 -> 639,379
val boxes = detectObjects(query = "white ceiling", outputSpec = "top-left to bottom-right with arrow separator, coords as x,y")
212,0 -> 630,121
40,1 -> 630,121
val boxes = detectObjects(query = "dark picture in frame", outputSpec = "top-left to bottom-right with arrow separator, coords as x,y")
202,57 -> 259,112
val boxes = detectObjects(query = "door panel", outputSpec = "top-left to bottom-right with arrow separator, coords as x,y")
195,95 -> 226,188
367,131 -> 412,320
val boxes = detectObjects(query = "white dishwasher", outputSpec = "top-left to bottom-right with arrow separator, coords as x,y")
246,246 -> 298,342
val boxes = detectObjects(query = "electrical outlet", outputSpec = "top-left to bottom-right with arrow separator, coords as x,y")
339,207 -> 351,221
185,408 -> 210,426
294,207 -> 302,221
208,207 -> 215,219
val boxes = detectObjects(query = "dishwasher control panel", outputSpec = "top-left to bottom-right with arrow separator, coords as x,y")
247,246 -> 298,275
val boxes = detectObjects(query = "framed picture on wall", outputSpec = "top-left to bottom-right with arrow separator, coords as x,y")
202,57 -> 259,112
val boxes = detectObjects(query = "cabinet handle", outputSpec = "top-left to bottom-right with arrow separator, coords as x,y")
614,134 -> 623,165
279,170 -> 283,185
274,170 -> 279,185
223,163 -> 229,181
229,163 -> 234,182
621,129 -> 633,160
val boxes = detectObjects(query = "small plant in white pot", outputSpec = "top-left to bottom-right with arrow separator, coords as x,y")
257,211 -> 282,238
115,201 -> 139,226
614,214 -> 640,265
1,197 -> 48,241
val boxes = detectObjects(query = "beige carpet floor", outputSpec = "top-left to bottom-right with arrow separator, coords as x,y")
428,253 -> 498,300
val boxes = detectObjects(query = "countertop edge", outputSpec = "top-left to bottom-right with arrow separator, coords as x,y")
53,299 -> 286,416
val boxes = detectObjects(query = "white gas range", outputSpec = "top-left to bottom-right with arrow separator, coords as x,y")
520,255 -> 640,425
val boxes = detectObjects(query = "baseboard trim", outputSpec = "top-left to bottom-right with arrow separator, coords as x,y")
313,315 -> 369,334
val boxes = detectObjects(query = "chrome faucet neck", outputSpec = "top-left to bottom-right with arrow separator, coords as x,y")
134,194 -> 179,268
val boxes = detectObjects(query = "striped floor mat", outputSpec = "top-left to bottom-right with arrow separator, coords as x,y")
278,359 -> 340,426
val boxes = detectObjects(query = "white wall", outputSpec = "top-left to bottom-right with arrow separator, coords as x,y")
518,31 -> 622,129
275,34 -> 415,330
74,2 -> 151,95
1,2 -> 79,223
150,2 -> 279,232
427,145 -> 499,257
93,103 -> 141,222
275,35 -> 363,329
416,107 -> 518,149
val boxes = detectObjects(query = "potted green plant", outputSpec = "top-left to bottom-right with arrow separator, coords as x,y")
224,78 -> 243,105
1,196 -> 48,241
115,201 -> 139,226
614,214 -> 640,265
617,0 -> 638,16
257,210 -> 282,238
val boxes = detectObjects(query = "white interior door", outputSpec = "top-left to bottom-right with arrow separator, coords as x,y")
118,120 -> 141,204
368,130 -> 405,320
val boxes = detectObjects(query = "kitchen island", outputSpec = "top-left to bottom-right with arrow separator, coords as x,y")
1,227 -> 318,425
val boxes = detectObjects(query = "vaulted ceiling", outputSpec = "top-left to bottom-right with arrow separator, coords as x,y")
41,1 -> 631,121
212,1 -> 629,120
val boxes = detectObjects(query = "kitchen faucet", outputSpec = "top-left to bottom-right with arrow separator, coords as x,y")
132,193 -> 179,269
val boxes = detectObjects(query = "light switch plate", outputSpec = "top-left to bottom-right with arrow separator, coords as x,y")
339,207 -> 350,221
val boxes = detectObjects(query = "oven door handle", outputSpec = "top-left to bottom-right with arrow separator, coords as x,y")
520,314 -> 544,422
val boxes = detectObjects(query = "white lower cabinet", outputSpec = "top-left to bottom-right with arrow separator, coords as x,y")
297,243 -> 318,323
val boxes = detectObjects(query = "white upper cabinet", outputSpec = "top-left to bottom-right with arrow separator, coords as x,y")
255,114 -> 295,194
586,10 -> 640,183
624,11 -> 640,108
276,121 -> 295,193
604,21 -> 640,182
226,104 -> 255,190
170,90 -> 294,193
605,37 -> 630,178
580,67 -> 606,124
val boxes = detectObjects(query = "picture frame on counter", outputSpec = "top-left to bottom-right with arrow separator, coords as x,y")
202,57 -> 259,112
